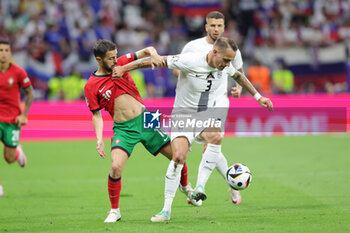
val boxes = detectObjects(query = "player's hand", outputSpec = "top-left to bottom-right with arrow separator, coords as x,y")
96,140 -> 106,158
112,66 -> 125,80
15,114 -> 27,127
149,51 -> 164,70
258,97 -> 274,112
231,86 -> 242,98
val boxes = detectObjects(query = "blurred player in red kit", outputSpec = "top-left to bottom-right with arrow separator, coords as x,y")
0,38 -> 34,196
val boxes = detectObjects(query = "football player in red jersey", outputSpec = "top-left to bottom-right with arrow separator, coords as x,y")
84,40 -> 194,222
0,39 -> 34,196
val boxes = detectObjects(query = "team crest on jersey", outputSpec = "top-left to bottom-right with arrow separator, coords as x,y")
206,73 -> 215,80
217,71 -> 222,79
8,77 -> 14,87
115,138 -> 120,145
23,77 -> 30,83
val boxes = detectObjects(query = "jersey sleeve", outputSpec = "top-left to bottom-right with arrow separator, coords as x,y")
232,49 -> 243,70
225,63 -> 237,77
167,53 -> 196,73
84,84 -> 101,113
17,67 -> 31,88
117,52 -> 137,66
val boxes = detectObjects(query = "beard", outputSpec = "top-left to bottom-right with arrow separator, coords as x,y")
102,61 -> 114,73
0,57 -> 8,63
209,33 -> 219,42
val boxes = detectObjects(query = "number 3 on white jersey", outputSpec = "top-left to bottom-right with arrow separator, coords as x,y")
205,80 -> 212,92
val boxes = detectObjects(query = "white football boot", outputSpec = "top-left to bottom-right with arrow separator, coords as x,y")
104,209 -> 121,223
150,210 -> 170,222
192,185 -> 207,202
179,183 -> 202,206
16,145 -> 27,167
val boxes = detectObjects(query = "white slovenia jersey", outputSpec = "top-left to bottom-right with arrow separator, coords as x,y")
167,53 -> 236,109
181,37 -> 243,107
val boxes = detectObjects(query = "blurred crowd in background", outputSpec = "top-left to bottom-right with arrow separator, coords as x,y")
1,0 -> 350,100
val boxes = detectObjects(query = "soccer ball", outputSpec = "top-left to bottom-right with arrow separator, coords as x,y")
226,163 -> 252,190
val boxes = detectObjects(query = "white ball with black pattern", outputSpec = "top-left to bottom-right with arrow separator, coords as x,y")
226,163 -> 252,190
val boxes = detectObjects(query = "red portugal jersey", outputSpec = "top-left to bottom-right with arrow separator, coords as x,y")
0,63 -> 31,123
84,52 -> 143,118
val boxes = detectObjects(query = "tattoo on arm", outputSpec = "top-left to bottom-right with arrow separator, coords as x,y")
123,56 -> 168,73
238,68 -> 245,75
232,71 -> 258,95
131,57 -> 150,69
235,68 -> 243,88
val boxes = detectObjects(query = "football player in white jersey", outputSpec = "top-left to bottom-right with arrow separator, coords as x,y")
112,37 -> 273,222
174,11 -> 245,206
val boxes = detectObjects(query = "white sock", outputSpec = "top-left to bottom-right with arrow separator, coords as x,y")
216,152 -> 229,180
196,144 -> 221,188
162,160 -> 183,214
111,208 -> 119,213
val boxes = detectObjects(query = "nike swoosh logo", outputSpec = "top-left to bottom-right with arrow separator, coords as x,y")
99,86 -> 105,93
205,160 -> 216,164
165,176 -> 175,180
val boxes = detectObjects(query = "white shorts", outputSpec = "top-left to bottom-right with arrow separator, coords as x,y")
169,107 -> 227,147
213,95 -> 229,134
170,128 -> 206,145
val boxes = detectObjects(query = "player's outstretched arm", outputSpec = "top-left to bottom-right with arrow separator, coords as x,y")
135,46 -> 164,69
112,56 -> 168,79
92,110 -> 106,158
230,67 -> 243,98
15,85 -> 34,127
231,71 -> 273,111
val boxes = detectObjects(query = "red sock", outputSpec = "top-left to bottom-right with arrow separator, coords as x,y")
180,163 -> 188,187
108,175 -> 121,209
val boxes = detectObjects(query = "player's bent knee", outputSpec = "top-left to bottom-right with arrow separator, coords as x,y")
110,163 -> 123,176
205,132 -> 222,145
172,151 -> 186,164
214,133 -> 223,144
160,146 -> 173,160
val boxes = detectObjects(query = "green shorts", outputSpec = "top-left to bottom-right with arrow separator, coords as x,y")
0,122 -> 20,148
111,112 -> 170,157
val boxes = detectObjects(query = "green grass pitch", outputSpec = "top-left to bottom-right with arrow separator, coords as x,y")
0,134 -> 349,233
